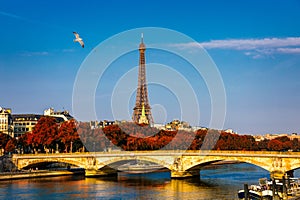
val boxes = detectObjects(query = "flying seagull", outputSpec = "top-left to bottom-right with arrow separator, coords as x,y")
73,31 -> 84,48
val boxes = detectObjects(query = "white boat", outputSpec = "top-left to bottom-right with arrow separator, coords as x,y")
261,189 -> 273,199
237,177 -> 294,200
238,189 -> 262,200
117,161 -> 165,173
238,183 -> 271,200
238,177 -> 300,199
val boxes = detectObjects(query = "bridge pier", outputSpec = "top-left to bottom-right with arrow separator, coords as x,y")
286,170 -> 294,178
171,170 -> 200,179
85,167 -> 118,178
270,170 -> 286,180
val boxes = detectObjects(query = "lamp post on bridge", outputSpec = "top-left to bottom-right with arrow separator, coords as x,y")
70,141 -> 73,154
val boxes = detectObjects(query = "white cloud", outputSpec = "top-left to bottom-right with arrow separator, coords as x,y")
199,37 -> 300,50
0,10 -> 35,24
276,47 -> 300,54
172,37 -> 300,58
19,51 -> 49,57
0,11 -> 23,20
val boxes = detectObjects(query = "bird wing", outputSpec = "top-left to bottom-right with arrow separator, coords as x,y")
73,32 -> 80,39
79,40 -> 85,48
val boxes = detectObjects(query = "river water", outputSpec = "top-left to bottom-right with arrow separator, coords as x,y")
0,163 -> 298,199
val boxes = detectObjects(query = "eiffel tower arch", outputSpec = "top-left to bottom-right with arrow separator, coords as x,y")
132,34 -> 154,125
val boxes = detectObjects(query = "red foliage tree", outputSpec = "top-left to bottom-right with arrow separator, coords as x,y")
267,139 -> 283,151
291,138 -> 300,151
12,119 -> 300,153
102,124 -> 178,151
26,116 -> 59,153
17,133 -> 29,153
58,119 -> 80,152
257,139 -> 269,151
275,136 -> 290,143
213,132 -> 258,151
5,139 -> 16,153
0,133 -> 12,151
188,129 -> 207,150
77,122 -> 110,152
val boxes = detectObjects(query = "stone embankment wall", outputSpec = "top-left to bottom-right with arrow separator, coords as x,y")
0,155 -> 18,172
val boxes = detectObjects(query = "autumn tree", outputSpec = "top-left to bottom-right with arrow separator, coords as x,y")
13,118 -> 300,153
16,134 -> 29,153
0,133 -> 12,151
5,139 -> 16,153
291,138 -> 300,151
58,119 -> 82,152
267,139 -> 283,151
264,136 -> 296,151
257,139 -> 269,151
26,116 -> 59,153
102,124 -> 178,151
77,122 -> 110,152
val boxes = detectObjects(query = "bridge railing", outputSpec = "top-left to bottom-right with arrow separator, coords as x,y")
12,150 -> 300,158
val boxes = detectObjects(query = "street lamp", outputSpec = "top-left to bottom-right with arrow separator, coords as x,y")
56,143 -> 58,153
70,141 -> 73,153
16,137 -> 19,154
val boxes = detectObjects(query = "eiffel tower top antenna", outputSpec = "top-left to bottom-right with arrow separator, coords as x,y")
141,33 -> 144,43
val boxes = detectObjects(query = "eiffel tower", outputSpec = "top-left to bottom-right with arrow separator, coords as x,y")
132,34 -> 154,125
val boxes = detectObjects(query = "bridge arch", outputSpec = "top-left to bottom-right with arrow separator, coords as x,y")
183,156 -> 271,172
287,161 -> 300,172
18,158 -> 86,170
97,156 -> 172,171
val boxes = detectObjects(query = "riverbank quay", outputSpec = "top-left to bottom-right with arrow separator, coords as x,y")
0,169 -> 84,181
289,197 -> 300,200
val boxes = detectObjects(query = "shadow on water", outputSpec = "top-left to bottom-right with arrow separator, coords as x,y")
201,162 -> 270,185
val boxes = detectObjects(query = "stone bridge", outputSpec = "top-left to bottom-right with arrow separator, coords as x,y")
11,150 -> 300,179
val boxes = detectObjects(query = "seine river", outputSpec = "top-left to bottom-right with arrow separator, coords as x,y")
0,163 -> 299,199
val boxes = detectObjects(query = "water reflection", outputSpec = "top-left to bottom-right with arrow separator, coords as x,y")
0,163 -> 279,199
164,178 -> 215,199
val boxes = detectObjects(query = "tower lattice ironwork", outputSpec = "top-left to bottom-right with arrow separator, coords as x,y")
132,34 -> 153,125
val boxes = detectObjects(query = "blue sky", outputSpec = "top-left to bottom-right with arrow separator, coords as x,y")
0,0 -> 300,134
